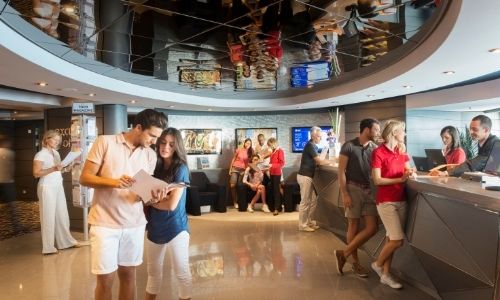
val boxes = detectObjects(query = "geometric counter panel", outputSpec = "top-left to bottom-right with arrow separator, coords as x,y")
408,191 -> 499,298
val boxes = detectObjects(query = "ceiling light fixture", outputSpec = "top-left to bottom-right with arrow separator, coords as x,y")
488,48 -> 500,54
207,108 -> 213,111
168,105 -> 175,108
37,82 -> 47,87
403,85 -> 413,89
88,93 -> 96,97
367,94 -> 375,98
130,100 -> 137,104
443,71 -> 455,75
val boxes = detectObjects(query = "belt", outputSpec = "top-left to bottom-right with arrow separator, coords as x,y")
347,181 -> 371,189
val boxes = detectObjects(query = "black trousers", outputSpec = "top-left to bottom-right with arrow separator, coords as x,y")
270,175 -> 282,211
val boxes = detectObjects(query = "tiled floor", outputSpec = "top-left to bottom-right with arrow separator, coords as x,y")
0,209 -> 435,300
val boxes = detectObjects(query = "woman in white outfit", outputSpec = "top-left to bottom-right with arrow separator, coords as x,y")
33,130 -> 77,254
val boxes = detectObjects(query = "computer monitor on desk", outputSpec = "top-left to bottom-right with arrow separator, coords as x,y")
484,141 -> 500,176
425,149 -> 446,168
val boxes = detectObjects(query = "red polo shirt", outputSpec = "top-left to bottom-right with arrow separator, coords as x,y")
371,144 -> 409,204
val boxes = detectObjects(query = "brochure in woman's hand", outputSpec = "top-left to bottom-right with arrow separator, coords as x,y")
129,169 -> 189,203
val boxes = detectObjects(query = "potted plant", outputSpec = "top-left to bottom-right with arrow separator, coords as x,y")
458,126 -> 478,160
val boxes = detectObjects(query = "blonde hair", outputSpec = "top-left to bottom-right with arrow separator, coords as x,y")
267,137 -> 277,147
381,120 -> 406,153
42,130 -> 61,148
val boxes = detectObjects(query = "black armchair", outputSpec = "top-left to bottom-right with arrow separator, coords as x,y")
283,172 -> 301,212
187,172 -> 227,216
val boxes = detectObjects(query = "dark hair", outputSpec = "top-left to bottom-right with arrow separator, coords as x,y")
472,115 -> 492,131
154,128 -> 188,183
243,138 -> 254,159
440,126 -> 461,153
257,133 -> 264,139
359,118 -> 380,133
249,154 -> 260,176
133,109 -> 168,130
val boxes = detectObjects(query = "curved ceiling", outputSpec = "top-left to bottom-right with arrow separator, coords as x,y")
0,0 -> 500,111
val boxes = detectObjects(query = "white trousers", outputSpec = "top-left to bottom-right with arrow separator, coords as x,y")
297,174 -> 317,229
38,183 -> 77,254
146,231 -> 192,299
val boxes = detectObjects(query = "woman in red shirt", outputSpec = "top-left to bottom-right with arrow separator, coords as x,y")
229,138 -> 254,209
440,126 -> 466,165
371,120 -> 414,289
267,137 -> 285,216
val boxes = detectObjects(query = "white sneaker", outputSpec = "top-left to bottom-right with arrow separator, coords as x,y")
262,204 -> 271,213
371,262 -> 383,278
308,221 -> 320,230
234,203 -> 239,209
381,274 -> 403,289
299,226 -> 315,232
247,205 -> 254,213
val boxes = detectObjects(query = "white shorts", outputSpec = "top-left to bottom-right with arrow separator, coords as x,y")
90,225 -> 146,275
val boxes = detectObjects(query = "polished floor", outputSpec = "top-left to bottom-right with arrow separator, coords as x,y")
0,209 -> 435,300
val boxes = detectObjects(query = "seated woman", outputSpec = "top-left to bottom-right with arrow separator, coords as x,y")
429,126 -> 466,176
242,155 -> 271,213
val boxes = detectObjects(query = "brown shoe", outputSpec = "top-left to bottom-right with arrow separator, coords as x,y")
352,262 -> 369,278
334,250 -> 346,275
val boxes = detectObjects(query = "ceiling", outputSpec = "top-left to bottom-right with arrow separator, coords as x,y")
0,0 -> 500,112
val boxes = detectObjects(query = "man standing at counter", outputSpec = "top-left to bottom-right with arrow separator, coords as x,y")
297,126 -> 331,232
436,115 -> 499,177
334,118 -> 380,277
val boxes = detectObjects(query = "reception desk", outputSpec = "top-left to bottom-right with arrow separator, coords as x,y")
313,165 -> 500,300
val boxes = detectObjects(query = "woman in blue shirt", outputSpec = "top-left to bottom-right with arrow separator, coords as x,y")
145,128 -> 192,300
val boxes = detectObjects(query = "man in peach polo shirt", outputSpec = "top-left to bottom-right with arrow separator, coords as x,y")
80,109 -> 167,300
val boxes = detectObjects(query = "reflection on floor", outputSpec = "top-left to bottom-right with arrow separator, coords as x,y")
0,214 -> 434,300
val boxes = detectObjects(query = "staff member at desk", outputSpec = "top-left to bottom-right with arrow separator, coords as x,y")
431,115 -> 499,177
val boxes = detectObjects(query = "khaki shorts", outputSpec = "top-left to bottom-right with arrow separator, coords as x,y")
377,201 -> 407,241
344,183 -> 377,219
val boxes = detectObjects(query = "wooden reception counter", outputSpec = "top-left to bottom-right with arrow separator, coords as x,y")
313,165 -> 500,300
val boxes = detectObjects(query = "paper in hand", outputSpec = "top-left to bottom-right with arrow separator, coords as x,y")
61,151 -> 81,167
129,169 -> 189,204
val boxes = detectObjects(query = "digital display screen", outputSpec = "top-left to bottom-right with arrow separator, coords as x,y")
291,126 -> 332,153
290,61 -> 331,88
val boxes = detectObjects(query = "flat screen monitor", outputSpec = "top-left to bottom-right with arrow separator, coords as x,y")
291,126 -> 332,153
290,61 -> 331,88
425,149 -> 446,168
484,141 -> 500,176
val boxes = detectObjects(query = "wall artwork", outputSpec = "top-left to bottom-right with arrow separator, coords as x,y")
181,129 -> 222,155
235,128 -> 278,149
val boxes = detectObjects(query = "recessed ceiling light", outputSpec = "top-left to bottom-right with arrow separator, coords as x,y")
207,108 -> 212,111
13,111 -> 18,114
488,48 -> 500,54
330,101 -> 338,104
367,94 -> 375,98
130,100 -> 137,104
403,85 -> 413,89
59,87 -> 78,92
37,82 -> 48,87
168,105 -> 175,108
88,93 -> 96,97
443,71 -> 455,75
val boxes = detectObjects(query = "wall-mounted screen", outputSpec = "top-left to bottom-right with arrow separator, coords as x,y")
180,129 -> 222,155
291,126 -> 332,153
290,61 -> 331,88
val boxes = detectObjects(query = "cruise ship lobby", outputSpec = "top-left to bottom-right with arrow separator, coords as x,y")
0,0 -> 499,299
